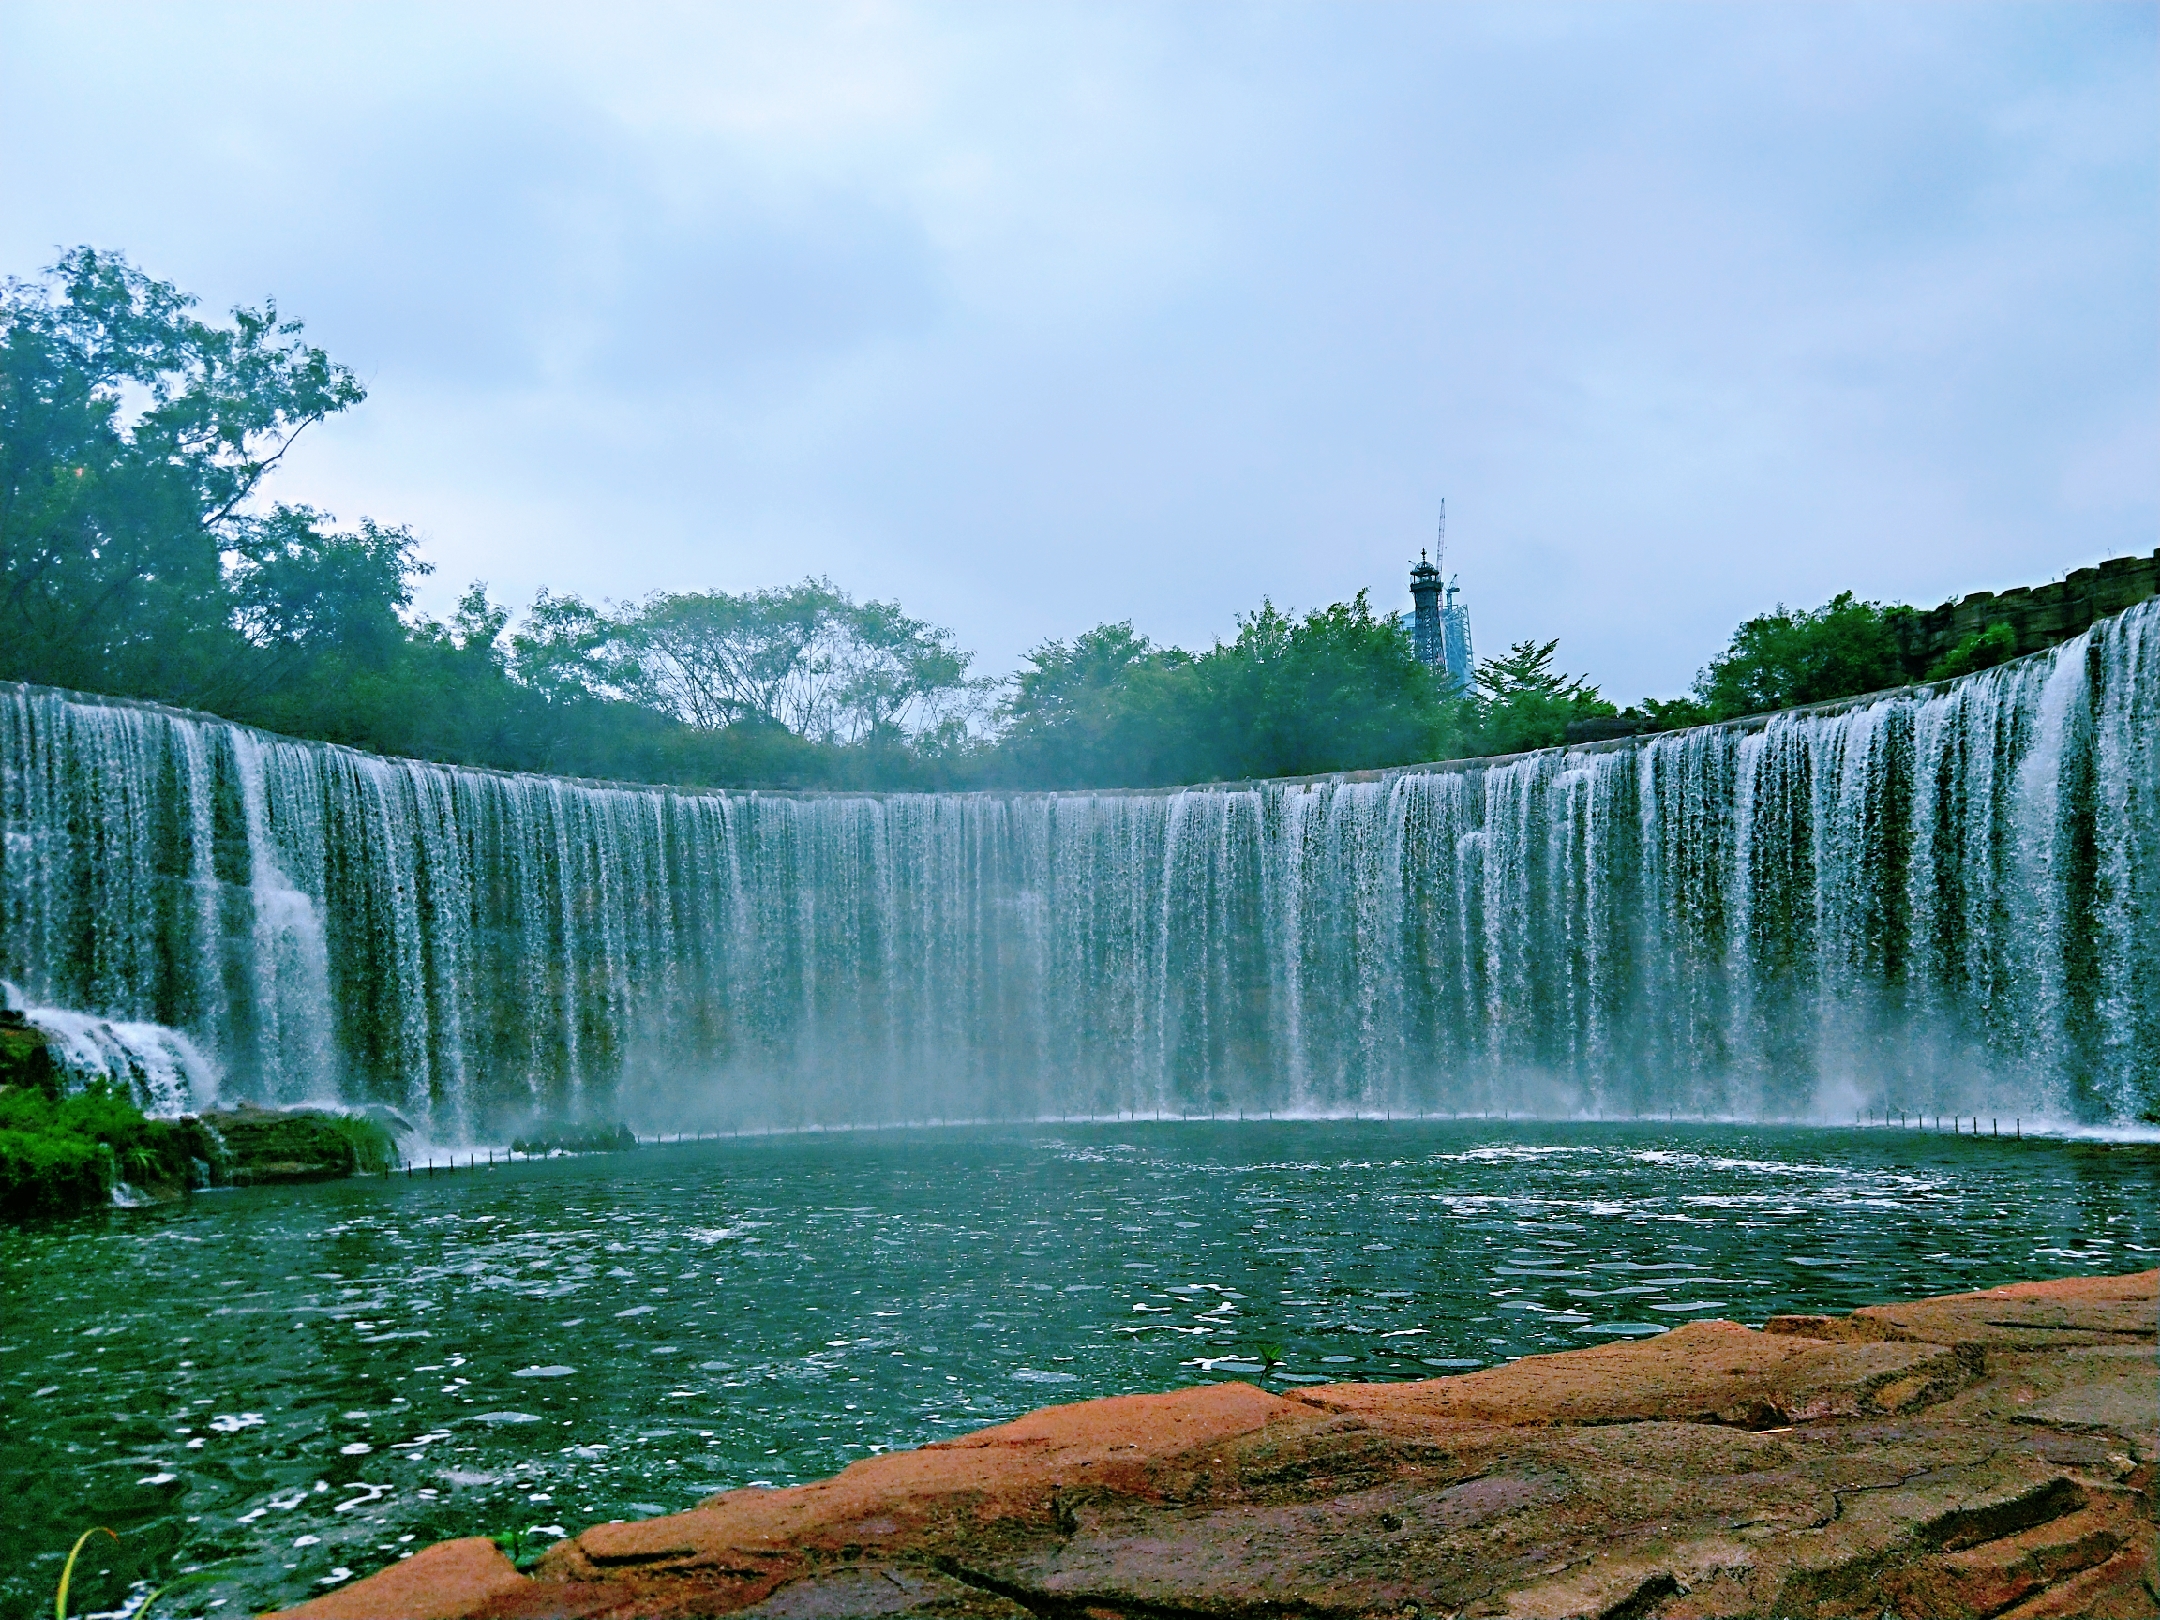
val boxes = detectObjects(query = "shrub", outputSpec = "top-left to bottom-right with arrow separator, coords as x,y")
1925,621 -> 2020,682
0,1124 -> 108,1216
0,1083 -> 191,1218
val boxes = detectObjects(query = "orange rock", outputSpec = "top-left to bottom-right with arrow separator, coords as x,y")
549,1383 -> 1299,1579
272,1538 -> 530,1620
1288,1317 -> 1978,1428
271,1270 -> 2160,1620
1768,1267 -> 2160,1348
1971,1269 -> 2160,1301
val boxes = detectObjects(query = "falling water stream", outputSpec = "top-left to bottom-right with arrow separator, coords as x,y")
3,604 -> 2157,1616
4,600 -> 2153,1133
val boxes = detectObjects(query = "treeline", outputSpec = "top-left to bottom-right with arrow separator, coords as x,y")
1615,593 -> 2023,735
1,250 -> 2027,792
0,250 -> 940,785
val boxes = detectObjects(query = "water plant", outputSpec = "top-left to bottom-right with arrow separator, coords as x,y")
148,1573 -> 224,1618
52,1529 -> 227,1620
54,1527 -> 115,1620
491,1524 -> 559,1572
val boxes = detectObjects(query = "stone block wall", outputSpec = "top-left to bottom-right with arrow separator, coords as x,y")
1897,547 -> 2160,665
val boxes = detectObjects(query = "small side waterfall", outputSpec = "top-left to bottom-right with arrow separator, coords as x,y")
3,977 -> 220,1114
2,600 -> 2153,1136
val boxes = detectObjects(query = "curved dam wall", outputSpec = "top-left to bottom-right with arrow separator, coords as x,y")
1,598 -> 2153,1138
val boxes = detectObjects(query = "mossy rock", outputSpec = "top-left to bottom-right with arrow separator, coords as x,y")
0,1082 -> 197,1218
0,1016 -> 59,1095
511,1120 -> 639,1155
199,1105 -> 396,1183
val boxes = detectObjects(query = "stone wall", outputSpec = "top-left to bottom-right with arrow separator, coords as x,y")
1897,547 -> 2160,665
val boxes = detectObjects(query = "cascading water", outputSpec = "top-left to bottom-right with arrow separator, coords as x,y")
1,980 -> 218,1115
2,601 -> 2153,1137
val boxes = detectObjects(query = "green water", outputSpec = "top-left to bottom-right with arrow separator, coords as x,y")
3,1122 -> 2154,1617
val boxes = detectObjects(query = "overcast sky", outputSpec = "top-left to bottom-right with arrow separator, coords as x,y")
3,2 -> 2153,702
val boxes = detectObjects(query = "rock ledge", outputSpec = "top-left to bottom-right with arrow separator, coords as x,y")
276,1270 -> 2157,1620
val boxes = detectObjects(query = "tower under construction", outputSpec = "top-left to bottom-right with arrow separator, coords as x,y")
1410,501 -> 1474,691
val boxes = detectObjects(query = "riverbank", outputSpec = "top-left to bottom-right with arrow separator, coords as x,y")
0,1083 -> 397,1218
278,1268 -> 2157,1620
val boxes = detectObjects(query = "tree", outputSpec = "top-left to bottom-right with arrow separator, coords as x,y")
832,594 -> 979,745
1006,622 -> 1161,726
988,594 -> 1457,788
616,579 -> 978,746
3,251 -> 1619,790
506,589 -> 639,704
1691,592 -> 1916,720
228,506 -> 427,667
1469,638 -> 1615,756
0,248 -> 972,791
0,248 -> 364,702
447,581 -> 511,658
994,623 -> 1199,786
1191,593 -> 1453,780
622,583 -> 826,731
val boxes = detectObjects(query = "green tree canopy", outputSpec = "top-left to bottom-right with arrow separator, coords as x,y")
614,579 -> 979,746
20,249 -> 2064,796
991,594 -> 1456,787
229,506 -> 427,666
1466,637 -> 1616,756
1691,592 -> 1917,720
995,622 -> 1196,786
1190,593 -> 1452,780
0,248 -> 364,701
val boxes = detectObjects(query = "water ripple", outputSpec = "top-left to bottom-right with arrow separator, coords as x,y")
1,1120 -> 2152,1619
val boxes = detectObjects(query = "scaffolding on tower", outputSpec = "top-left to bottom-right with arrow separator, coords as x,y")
1409,501 -> 1474,692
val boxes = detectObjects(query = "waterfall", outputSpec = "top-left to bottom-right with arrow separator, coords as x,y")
17,1006 -> 219,1117
2,601 -> 2153,1137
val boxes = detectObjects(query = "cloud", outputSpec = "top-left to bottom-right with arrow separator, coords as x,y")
2,0 -> 2151,703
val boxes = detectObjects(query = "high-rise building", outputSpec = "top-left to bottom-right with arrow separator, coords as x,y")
1409,504 -> 1473,691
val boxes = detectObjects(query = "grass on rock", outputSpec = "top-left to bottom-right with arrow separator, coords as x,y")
0,1085 -> 193,1218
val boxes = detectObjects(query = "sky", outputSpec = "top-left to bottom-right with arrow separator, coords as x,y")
2,1 -> 2153,703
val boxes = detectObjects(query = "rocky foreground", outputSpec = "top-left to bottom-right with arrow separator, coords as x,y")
280,1271 -> 2157,1620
